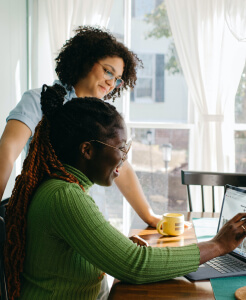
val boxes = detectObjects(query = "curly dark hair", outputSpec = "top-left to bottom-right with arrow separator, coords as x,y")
55,26 -> 143,101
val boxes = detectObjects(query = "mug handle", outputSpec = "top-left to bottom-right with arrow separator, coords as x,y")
156,219 -> 167,235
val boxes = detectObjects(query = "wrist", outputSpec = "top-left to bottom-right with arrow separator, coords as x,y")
146,213 -> 162,228
198,240 -> 223,265
211,240 -> 223,256
210,238 -> 225,257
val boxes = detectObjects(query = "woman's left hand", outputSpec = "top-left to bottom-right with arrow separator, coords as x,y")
129,235 -> 149,247
148,214 -> 162,228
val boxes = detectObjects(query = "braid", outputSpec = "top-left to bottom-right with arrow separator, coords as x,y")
4,88 -> 85,300
41,83 -> 66,118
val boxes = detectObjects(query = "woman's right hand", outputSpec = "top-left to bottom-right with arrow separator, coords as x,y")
212,213 -> 246,256
198,213 -> 246,265
129,235 -> 149,247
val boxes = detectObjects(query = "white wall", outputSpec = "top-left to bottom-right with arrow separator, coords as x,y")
0,0 -> 27,198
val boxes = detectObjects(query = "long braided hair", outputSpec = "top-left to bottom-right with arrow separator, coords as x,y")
4,84 -> 124,299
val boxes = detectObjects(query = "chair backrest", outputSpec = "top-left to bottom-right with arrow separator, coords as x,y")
0,199 -> 9,300
0,198 -> 9,219
181,170 -> 246,212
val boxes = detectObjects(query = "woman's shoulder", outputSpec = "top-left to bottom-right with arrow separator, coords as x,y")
37,177 -> 84,196
35,177 -> 89,206
23,86 -> 43,97
7,87 -> 43,136
31,178 -> 95,219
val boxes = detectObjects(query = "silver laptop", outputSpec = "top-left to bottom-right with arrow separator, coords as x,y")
185,184 -> 246,281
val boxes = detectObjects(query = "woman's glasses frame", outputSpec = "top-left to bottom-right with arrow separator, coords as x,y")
89,139 -> 132,162
97,62 -> 124,89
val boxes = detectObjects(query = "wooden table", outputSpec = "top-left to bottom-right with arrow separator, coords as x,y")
108,212 -> 219,300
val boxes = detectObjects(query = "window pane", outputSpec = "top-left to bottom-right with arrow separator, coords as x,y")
235,63 -> 246,123
131,128 -> 189,213
136,78 -> 152,99
137,53 -> 153,76
235,131 -> 246,172
130,0 -> 188,122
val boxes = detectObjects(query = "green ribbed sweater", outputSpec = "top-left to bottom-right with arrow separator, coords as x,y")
20,165 -> 200,299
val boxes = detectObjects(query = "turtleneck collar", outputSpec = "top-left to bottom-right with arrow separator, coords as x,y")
63,164 -> 94,194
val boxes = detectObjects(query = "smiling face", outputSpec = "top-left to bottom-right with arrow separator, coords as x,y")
80,122 -> 127,187
74,56 -> 125,99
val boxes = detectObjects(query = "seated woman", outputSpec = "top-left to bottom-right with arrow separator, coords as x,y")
4,84 -> 246,300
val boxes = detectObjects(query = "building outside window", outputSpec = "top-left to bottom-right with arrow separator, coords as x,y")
130,53 -> 165,103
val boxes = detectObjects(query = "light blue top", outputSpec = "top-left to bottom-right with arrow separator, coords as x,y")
7,80 -> 76,153
6,81 -> 108,217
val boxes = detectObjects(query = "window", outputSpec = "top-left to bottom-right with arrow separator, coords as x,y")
130,53 -> 165,103
235,131 -> 246,172
129,0 -> 188,123
235,63 -> 246,172
235,63 -> 246,124
107,0 -> 189,233
131,128 -> 189,213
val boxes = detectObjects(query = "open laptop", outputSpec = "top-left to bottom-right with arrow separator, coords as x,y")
185,184 -> 246,281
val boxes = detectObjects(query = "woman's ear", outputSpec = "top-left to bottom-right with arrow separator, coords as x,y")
79,142 -> 93,160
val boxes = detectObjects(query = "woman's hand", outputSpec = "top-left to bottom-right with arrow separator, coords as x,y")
129,235 -> 149,247
212,213 -> 246,256
148,214 -> 162,228
198,213 -> 246,264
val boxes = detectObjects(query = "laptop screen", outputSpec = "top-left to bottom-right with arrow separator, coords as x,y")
218,185 -> 246,259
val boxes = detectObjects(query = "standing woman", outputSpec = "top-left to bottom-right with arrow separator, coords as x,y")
0,26 -> 160,227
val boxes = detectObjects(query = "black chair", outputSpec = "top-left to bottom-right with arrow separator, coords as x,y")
0,198 -> 9,300
0,198 -> 9,219
181,170 -> 246,212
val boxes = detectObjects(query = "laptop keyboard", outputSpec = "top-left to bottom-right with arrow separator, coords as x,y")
205,255 -> 246,274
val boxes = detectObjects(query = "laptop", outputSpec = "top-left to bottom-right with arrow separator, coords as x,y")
185,184 -> 246,281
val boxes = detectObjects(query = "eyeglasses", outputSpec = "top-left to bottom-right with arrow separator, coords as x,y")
89,139 -> 132,162
97,63 -> 124,89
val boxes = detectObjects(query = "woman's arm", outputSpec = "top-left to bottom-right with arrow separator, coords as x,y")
49,183 -> 200,284
49,183 -> 246,284
0,120 -> 31,200
114,161 -> 161,227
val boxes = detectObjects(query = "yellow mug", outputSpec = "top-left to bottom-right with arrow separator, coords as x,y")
156,213 -> 184,236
